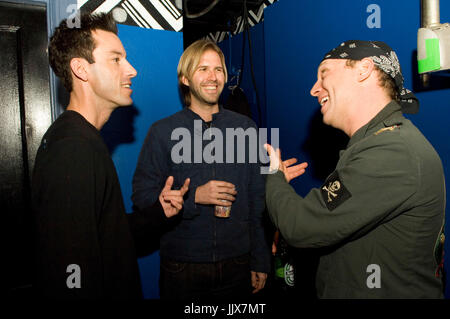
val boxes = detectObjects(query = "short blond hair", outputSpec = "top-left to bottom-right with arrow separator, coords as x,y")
177,39 -> 228,106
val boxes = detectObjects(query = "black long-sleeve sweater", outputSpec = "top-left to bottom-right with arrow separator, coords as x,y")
32,110 -> 175,299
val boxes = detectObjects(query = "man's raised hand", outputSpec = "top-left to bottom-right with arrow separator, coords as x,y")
159,176 -> 190,218
264,143 -> 308,183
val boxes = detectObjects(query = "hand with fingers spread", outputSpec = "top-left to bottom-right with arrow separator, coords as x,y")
264,143 -> 308,183
195,180 -> 237,206
159,176 -> 190,218
283,157 -> 309,183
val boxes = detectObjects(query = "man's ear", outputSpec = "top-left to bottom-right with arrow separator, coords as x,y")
70,58 -> 89,82
357,57 -> 375,82
181,75 -> 189,87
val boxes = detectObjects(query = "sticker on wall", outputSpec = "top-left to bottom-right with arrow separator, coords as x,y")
78,0 -> 183,31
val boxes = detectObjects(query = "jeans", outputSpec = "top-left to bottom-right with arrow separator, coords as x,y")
160,254 -> 252,301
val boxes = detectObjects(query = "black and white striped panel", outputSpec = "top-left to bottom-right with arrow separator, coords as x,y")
77,0 -> 183,31
207,0 -> 278,43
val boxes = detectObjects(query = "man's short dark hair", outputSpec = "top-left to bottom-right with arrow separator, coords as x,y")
346,59 -> 398,101
48,12 -> 118,92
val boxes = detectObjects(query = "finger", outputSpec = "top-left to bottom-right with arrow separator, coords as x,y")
286,162 -> 308,173
162,176 -> 174,192
180,178 -> 190,195
285,167 -> 306,183
218,188 -> 237,200
253,281 -> 263,293
283,158 -> 298,168
286,165 -> 307,175
276,148 -> 282,161
295,161 -> 308,169
163,194 -> 183,205
217,188 -> 237,196
288,169 -> 306,180
224,195 -> 236,202
273,230 -> 280,245
287,162 -> 308,175
162,189 -> 184,199
265,144 -> 279,164
213,181 -> 236,189
264,143 -> 273,155
272,242 -> 277,255
251,271 -> 257,288
266,145 -> 281,171
162,194 -> 184,203
169,200 -> 182,210
251,272 -> 266,293
216,195 -> 235,204
258,274 -> 267,289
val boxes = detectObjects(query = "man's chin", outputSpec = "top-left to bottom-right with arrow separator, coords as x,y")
321,114 -> 331,126
117,99 -> 134,108
206,100 -> 219,106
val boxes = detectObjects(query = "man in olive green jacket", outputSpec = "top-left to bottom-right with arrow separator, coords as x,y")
265,40 -> 445,298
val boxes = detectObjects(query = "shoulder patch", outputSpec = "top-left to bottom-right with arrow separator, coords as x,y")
374,124 -> 400,136
321,171 -> 352,211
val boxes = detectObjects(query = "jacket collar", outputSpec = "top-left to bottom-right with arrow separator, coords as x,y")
182,105 -> 225,122
347,100 -> 404,148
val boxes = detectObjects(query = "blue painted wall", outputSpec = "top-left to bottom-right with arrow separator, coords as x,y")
101,24 -> 183,299
261,0 -> 450,297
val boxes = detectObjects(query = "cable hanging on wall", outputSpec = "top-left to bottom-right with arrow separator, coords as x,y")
183,0 -> 221,19
225,0 -> 264,127
242,0 -> 264,127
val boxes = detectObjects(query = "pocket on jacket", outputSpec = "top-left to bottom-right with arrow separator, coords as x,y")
160,258 -> 187,274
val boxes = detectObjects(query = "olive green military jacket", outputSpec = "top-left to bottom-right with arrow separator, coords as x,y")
266,101 -> 445,298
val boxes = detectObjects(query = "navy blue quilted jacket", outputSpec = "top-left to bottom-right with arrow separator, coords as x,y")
132,106 -> 271,273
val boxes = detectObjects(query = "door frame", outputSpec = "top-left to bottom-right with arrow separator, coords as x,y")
1,0 -> 77,121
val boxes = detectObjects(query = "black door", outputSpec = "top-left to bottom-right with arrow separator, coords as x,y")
0,1 -> 52,297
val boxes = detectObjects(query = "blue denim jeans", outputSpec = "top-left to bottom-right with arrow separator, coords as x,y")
160,254 -> 252,301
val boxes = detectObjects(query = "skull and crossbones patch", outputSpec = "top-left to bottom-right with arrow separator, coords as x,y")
321,171 -> 352,211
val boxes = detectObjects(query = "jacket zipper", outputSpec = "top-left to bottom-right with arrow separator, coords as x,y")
209,119 -> 217,263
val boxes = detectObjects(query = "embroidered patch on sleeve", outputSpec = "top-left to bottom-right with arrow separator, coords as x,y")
321,171 -> 352,211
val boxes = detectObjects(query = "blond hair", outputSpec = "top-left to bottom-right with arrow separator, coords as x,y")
177,39 -> 228,106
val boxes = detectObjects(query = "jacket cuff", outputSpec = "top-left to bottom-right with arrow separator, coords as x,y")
181,186 -> 201,219
141,199 -> 178,227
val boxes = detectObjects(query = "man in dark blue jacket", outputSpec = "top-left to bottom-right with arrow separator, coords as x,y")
132,39 -> 271,300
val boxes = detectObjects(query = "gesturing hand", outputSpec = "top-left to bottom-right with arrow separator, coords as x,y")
159,176 -> 190,218
264,143 -> 308,183
282,157 -> 309,183
195,180 -> 237,206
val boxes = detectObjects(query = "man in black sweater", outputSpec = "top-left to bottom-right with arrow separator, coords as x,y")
32,12 -> 189,299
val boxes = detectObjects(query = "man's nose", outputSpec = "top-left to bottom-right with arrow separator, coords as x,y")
207,69 -> 217,81
310,80 -> 321,97
125,59 -> 137,78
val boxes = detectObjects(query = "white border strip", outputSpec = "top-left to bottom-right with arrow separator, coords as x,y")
128,0 -> 162,29
149,0 -> 182,31
93,0 -> 122,13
